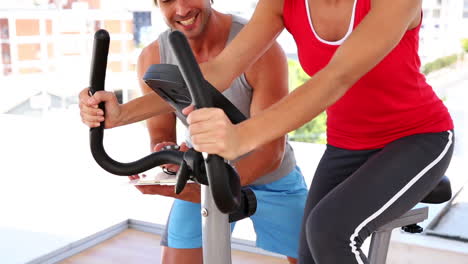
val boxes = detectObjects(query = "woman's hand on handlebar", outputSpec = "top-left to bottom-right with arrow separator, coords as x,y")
79,87 -> 122,128
184,106 -> 243,161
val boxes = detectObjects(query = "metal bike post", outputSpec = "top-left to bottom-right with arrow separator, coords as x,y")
201,184 -> 232,264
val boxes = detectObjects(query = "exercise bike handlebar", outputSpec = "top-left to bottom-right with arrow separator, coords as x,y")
169,31 -> 241,214
88,29 -> 184,175
87,29 -> 240,214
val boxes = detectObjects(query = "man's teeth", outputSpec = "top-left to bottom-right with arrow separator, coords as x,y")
180,17 -> 196,26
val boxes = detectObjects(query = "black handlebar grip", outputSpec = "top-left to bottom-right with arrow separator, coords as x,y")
168,30 -> 240,214
88,29 -> 186,176
89,29 -> 110,96
89,29 -> 109,130
175,160 -> 190,194
206,155 -> 241,213
90,134 -> 185,175
168,30 -> 211,108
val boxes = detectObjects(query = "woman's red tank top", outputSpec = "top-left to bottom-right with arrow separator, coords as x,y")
283,0 -> 453,149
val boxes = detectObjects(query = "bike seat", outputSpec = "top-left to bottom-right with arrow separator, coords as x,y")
420,175 -> 451,204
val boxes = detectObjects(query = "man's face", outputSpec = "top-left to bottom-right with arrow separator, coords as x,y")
157,0 -> 212,39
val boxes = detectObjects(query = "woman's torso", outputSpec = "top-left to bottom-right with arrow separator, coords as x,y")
283,0 -> 453,150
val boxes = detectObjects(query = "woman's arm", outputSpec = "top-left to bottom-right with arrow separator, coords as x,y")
202,0 -> 285,91
187,0 -> 422,160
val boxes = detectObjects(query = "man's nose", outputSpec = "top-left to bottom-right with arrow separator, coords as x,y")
174,0 -> 191,17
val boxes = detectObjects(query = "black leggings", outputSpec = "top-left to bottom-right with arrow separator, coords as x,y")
298,130 -> 454,264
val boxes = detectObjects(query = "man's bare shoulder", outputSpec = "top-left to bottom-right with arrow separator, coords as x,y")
244,41 -> 288,90
139,40 -> 161,65
137,40 -> 162,79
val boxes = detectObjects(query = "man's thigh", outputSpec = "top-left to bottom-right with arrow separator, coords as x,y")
250,166 -> 308,258
162,199 -> 203,249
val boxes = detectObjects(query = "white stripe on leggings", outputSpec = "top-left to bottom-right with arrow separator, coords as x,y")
349,130 -> 453,264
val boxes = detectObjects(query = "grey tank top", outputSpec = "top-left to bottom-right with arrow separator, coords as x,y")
158,15 -> 297,185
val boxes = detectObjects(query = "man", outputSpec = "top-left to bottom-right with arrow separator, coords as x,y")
79,0 -> 307,263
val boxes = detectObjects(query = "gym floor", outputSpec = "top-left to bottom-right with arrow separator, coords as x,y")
60,229 -> 289,264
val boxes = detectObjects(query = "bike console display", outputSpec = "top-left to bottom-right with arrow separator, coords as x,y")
143,64 -> 246,126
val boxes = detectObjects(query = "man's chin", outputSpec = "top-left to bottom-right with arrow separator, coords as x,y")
180,30 -> 202,40
172,22 -> 202,38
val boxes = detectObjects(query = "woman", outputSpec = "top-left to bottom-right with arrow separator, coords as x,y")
185,0 -> 454,263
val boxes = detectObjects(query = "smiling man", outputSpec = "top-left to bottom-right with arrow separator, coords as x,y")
78,0 -> 307,263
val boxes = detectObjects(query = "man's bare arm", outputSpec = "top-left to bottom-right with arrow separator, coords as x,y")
232,42 -> 289,186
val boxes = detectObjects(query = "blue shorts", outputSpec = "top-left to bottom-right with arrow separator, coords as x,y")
160,166 -> 308,258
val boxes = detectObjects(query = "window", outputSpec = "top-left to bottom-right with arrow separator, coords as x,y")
0,19 -> 8,39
